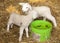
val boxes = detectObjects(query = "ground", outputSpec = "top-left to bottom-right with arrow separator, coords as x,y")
0,0 -> 60,43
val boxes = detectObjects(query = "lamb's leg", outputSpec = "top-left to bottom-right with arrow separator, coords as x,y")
7,21 -> 9,32
43,17 -> 46,21
7,14 -> 13,32
19,26 -> 25,41
47,16 -> 57,27
11,24 -> 13,28
25,27 -> 29,38
44,10 -> 57,27
7,17 -> 13,32
7,22 -> 12,32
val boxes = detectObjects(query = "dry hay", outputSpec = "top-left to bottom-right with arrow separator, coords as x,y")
6,5 -> 21,14
0,0 -> 60,43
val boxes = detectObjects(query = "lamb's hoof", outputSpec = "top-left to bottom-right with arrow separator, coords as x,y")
54,25 -> 57,27
19,38 -> 22,42
27,36 -> 29,38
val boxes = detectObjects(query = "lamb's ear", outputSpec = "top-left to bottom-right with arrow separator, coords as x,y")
19,3 -> 25,6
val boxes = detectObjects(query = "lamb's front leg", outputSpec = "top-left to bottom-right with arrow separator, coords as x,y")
25,27 -> 29,38
19,26 -> 25,41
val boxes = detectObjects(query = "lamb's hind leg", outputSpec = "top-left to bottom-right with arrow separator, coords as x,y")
47,16 -> 57,27
11,24 -> 13,28
7,21 -> 12,32
43,17 -> 46,21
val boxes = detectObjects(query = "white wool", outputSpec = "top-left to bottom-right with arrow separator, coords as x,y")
19,3 -> 57,27
33,6 -> 57,27
7,10 -> 38,41
8,10 -> 38,26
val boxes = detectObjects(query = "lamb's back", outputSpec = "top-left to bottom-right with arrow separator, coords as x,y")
33,6 -> 50,14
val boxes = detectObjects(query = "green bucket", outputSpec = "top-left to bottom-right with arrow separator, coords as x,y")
30,20 -> 52,42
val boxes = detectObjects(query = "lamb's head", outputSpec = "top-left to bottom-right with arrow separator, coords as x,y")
19,3 -> 32,12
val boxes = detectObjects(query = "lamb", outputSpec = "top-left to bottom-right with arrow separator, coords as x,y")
19,3 -> 57,27
7,10 -> 38,41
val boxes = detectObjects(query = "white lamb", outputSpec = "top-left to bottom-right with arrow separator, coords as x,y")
19,3 -> 57,27
7,10 -> 38,41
